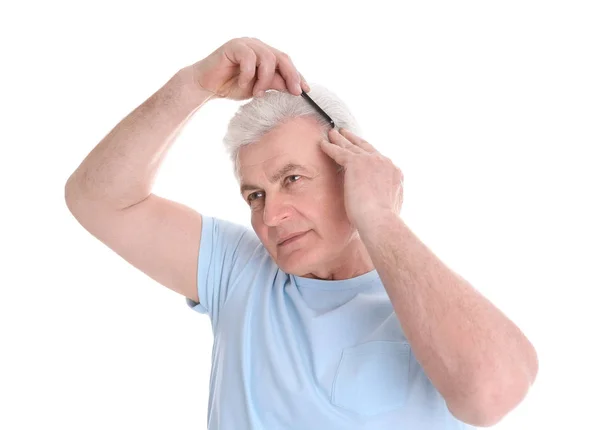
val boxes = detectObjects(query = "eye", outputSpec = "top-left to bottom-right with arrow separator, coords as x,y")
247,191 -> 263,203
246,175 -> 301,205
285,175 -> 301,185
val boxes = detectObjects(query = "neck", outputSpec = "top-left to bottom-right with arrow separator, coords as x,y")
302,235 -> 374,280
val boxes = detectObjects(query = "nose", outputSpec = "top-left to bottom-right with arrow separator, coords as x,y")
263,194 -> 293,226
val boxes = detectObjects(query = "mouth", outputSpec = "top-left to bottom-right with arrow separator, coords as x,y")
278,231 -> 309,247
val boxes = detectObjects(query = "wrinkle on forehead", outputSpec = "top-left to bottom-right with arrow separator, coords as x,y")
239,152 -> 286,169
237,116 -> 329,182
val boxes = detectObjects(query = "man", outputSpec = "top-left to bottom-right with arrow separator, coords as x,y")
65,37 -> 538,429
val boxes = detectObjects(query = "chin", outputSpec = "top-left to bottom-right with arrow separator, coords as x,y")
274,246 -> 321,276
275,254 -> 311,275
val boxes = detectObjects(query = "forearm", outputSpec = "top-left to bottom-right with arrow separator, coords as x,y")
65,66 -> 212,210
358,213 -> 538,426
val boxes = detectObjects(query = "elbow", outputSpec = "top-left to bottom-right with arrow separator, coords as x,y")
446,373 -> 536,427
449,341 -> 539,427
447,397 -> 508,427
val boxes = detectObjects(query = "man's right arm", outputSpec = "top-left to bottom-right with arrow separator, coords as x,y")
64,66 -> 213,302
64,38 -> 309,303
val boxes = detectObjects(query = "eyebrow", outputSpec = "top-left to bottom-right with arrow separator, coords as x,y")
240,162 -> 307,194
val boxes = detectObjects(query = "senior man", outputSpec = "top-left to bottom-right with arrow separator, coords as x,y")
65,37 -> 538,430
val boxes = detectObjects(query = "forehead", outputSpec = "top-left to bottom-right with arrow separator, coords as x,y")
238,116 -> 326,179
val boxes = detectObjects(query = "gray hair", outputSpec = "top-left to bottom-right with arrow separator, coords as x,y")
222,83 -> 362,182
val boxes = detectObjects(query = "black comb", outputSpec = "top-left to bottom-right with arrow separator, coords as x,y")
300,90 -> 335,129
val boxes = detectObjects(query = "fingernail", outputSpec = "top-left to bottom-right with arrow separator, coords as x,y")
256,90 -> 265,97
295,82 -> 302,94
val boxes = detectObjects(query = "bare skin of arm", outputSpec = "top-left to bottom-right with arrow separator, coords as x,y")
65,38 -> 310,301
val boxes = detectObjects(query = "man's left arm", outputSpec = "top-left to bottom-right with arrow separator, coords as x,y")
319,127 -> 538,427
358,213 -> 538,427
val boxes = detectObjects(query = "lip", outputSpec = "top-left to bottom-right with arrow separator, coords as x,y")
278,231 -> 309,246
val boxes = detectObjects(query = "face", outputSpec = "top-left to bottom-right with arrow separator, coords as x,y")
238,116 -> 364,278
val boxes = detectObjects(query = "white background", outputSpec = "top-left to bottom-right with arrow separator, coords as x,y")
1,1 -> 598,429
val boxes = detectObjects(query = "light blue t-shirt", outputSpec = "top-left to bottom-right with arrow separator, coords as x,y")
186,216 -> 474,430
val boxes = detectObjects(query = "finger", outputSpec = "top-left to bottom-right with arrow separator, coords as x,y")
338,128 -> 377,153
269,71 -> 291,93
319,139 -> 350,165
290,61 -> 310,93
235,47 -> 257,89
299,73 -> 311,93
270,49 -> 302,95
246,41 -> 277,97
329,128 -> 363,154
248,38 -> 310,94
260,41 -> 309,95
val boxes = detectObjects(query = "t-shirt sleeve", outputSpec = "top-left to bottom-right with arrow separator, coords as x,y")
185,215 -> 262,325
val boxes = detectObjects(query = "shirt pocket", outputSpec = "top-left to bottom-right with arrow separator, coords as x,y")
331,340 -> 411,417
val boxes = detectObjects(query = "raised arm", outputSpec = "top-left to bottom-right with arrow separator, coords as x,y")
64,38 -> 310,302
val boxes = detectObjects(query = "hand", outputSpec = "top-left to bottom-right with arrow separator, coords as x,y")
319,128 -> 405,230
184,37 -> 311,101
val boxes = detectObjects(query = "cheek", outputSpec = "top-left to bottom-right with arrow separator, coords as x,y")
305,198 -> 349,239
251,220 -> 268,242
312,184 -> 345,216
